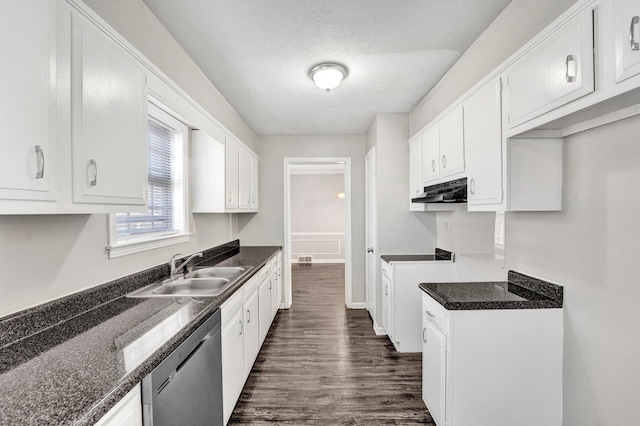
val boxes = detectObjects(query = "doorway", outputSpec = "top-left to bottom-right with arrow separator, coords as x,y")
283,157 -> 352,308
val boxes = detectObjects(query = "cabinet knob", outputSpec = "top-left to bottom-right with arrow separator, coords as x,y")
35,145 -> 45,179
88,159 -> 98,187
565,55 -> 576,83
631,16 -> 640,51
442,155 -> 447,169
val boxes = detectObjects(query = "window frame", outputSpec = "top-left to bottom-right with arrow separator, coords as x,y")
107,101 -> 191,258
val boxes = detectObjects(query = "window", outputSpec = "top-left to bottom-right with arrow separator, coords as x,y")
107,102 -> 190,258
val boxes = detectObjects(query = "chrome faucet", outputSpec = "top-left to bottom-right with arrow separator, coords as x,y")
169,252 -> 203,278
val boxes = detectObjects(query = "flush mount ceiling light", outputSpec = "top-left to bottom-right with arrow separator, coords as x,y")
337,191 -> 346,199
308,62 -> 349,93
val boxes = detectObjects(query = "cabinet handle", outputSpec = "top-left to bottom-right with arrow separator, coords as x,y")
631,16 -> 640,51
35,145 -> 45,179
442,155 -> 447,169
470,178 -> 475,195
88,159 -> 98,187
385,285 -> 388,296
422,327 -> 427,343
426,310 -> 436,318
565,55 -> 577,83
431,159 -> 436,172
228,191 -> 232,202
247,309 -> 251,323
239,319 -> 243,335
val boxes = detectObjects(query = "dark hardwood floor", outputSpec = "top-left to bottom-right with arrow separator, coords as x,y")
229,263 -> 434,425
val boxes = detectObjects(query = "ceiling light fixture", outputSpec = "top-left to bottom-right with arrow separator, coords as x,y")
337,191 -> 346,199
308,62 -> 349,93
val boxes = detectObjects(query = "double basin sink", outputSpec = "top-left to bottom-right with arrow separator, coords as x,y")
127,266 -> 253,298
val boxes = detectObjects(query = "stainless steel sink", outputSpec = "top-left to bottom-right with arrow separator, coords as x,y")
185,266 -> 251,279
127,266 -> 253,298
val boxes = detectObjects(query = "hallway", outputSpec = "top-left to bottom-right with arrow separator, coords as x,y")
230,263 -> 433,424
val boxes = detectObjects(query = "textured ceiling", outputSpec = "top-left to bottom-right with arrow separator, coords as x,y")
143,0 -> 512,135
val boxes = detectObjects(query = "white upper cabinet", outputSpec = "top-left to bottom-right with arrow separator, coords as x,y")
505,7 -> 594,128
408,136 -> 423,208
464,78 -> 503,207
614,0 -> 640,83
421,125 -> 440,185
250,154 -> 259,210
238,144 -> 252,210
438,105 -> 465,178
192,130 -> 258,213
0,0 -> 57,203
70,10 -> 148,205
224,135 -> 239,210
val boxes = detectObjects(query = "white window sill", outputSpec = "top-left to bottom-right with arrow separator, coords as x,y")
107,233 -> 192,259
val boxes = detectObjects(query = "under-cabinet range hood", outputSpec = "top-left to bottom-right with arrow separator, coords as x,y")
411,178 -> 467,203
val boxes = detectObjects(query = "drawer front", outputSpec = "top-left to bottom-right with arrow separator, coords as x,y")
422,293 -> 449,333
381,261 -> 393,280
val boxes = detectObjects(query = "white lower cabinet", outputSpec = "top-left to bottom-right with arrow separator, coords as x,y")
381,263 -> 393,342
421,292 -> 563,426
94,384 -> 142,426
221,291 -> 245,424
221,252 -> 281,424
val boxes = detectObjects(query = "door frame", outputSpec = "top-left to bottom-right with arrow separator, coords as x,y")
365,147 -> 376,318
283,157 -> 353,308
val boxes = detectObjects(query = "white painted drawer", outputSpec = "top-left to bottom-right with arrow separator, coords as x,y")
422,292 -> 449,334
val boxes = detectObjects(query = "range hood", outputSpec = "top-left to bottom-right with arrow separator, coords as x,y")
411,178 -> 467,204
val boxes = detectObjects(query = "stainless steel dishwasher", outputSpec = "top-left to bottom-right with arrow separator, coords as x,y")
141,309 -> 223,426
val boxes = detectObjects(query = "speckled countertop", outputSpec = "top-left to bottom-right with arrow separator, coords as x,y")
0,242 -> 280,426
419,270 -> 563,310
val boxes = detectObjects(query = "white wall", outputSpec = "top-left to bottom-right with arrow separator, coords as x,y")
0,0 -> 258,317
237,135 -> 366,303
291,173 -> 346,262
367,114 -> 438,326
506,117 -> 640,426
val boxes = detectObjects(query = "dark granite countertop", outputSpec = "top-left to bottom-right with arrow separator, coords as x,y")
419,270 -> 563,310
381,248 -> 453,263
0,242 -> 280,425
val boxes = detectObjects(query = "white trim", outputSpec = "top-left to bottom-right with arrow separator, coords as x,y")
290,259 -> 346,264
373,322 -> 387,336
290,232 -> 346,236
365,147 -> 377,324
107,232 -> 191,258
350,303 -> 366,309
284,158 -> 353,309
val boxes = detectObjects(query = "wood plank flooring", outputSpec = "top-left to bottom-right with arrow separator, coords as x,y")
230,263 -> 434,425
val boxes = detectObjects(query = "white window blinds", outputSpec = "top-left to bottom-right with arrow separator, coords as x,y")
116,118 -> 176,237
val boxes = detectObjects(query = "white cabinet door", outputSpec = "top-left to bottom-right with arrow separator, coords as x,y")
243,288 -> 260,373
222,305 -> 244,424
276,253 -> 282,309
465,78 -> 503,205
0,0 -> 57,202
423,319 -> 447,426
381,274 -> 392,338
270,265 -> 279,318
409,137 -> 423,201
238,145 -> 251,209
71,11 -> 147,205
250,154 -> 259,211
506,8 -> 594,128
225,136 -> 239,210
258,277 -> 272,343
438,105 -> 465,178
615,0 -> 640,83
191,129 -> 226,213
95,384 -> 142,426
421,125 -> 440,184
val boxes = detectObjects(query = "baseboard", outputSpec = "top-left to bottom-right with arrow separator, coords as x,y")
290,259 -> 346,264
373,321 -> 387,336
349,302 -> 366,309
